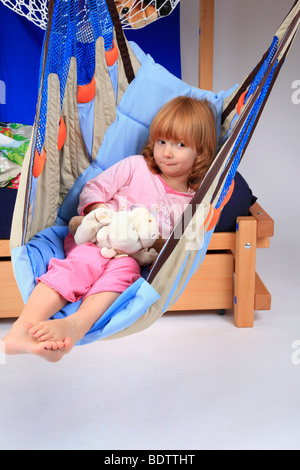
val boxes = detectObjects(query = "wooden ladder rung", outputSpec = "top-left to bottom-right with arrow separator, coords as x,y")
254,272 -> 271,311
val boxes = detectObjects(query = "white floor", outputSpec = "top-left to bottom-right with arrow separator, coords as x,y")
0,238 -> 299,451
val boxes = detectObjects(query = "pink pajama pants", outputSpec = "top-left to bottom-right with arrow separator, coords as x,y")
37,233 -> 141,302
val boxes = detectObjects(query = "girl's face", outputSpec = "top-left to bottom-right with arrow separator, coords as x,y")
153,138 -> 198,182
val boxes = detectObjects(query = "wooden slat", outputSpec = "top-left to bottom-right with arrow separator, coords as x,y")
254,272 -> 271,311
208,232 -> 235,251
169,253 -> 234,311
249,202 -> 274,238
199,0 -> 215,90
0,239 -> 10,257
256,237 -> 270,249
0,260 -> 23,318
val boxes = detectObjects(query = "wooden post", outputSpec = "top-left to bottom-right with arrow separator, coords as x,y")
199,0 -> 215,90
234,217 -> 257,327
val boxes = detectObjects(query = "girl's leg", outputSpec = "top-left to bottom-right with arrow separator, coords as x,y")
2,282 -> 71,360
28,255 -> 141,350
28,291 -> 120,348
2,236 -> 111,361
19,281 -> 67,325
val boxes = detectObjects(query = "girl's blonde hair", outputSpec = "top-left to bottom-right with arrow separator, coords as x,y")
143,96 -> 217,191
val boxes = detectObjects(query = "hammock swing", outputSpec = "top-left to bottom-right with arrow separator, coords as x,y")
9,0 -> 300,345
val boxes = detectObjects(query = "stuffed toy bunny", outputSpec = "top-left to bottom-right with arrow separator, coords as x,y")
70,207 -> 161,266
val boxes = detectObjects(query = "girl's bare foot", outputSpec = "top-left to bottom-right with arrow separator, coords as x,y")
25,316 -> 81,349
20,291 -> 119,354
2,320 -> 72,362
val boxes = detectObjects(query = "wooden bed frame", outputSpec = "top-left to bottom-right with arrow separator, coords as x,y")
0,201 -> 274,327
169,202 -> 274,327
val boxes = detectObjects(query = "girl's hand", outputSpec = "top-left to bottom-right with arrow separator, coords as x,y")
84,202 -> 109,215
74,208 -> 113,246
68,216 -> 84,235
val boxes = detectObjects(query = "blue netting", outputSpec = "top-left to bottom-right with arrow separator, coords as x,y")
35,0 -> 114,155
246,36 -> 279,102
215,60 -> 278,209
213,35 -> 280,210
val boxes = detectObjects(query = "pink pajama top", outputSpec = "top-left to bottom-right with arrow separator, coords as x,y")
78,155 -> 195,239
38,156 -> 196,302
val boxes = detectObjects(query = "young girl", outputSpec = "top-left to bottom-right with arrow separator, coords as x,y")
2,96 -> 217,362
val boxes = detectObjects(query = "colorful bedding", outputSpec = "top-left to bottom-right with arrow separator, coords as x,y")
0,122 -> 32,188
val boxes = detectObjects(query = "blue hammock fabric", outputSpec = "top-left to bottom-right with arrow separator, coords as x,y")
12,46 -> 235,345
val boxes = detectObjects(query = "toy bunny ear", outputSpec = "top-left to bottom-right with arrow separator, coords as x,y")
93,208 -> 113,227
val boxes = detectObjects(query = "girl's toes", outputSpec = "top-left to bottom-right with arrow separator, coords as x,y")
36,332 -> 53,342
39,340 -> 66,351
